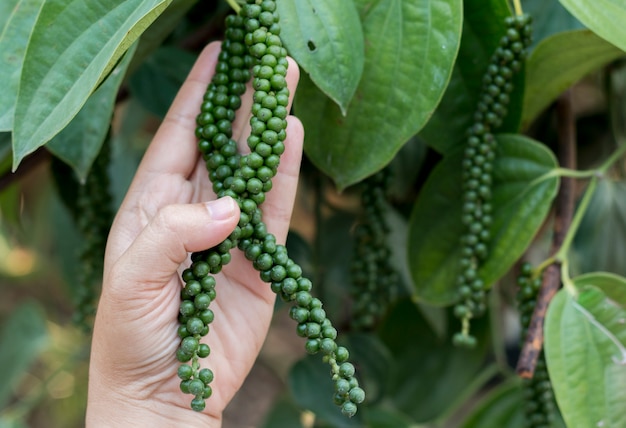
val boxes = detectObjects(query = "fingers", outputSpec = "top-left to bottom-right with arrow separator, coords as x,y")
107,197 -> 240,295
134,42 -> 222,183
260,115 -> 304,245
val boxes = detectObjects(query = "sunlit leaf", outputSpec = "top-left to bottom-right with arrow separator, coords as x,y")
559,0 -> 626,52
0,0 -> 45,131
408,134 -> 558,305
522,30 -> 624,129
277,0 -> 364,114
296,0 -> 462,190
12,0 -> 173,168
46,43 -> 135,181
545,276 -> 626,428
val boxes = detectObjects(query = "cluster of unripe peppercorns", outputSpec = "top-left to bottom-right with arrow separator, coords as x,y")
71,138 -> 114,331
453,14 -> 532,347
176,0 -> 364,416
516,263 -> 557,428
350,168 -> 399,330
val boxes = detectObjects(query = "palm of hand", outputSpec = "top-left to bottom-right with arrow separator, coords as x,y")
88,42 -> 301,422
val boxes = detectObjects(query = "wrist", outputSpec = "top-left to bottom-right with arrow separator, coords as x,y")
86,367 -> 222,428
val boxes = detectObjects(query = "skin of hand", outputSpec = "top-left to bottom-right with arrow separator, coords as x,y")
86,41 -> 303,427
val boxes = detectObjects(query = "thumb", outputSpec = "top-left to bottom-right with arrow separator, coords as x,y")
109,196 -> 240,292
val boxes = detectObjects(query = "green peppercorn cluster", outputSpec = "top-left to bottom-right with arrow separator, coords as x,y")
73,138 -> 114,331
350,168 -> 399,330
176,1 -> 364,416
452,14 -> 532,347
517,263 -> 557,428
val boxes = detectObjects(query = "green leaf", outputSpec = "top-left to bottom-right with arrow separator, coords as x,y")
288,355 -> 364,426
522,29 -> 624,129
420,0 -> 525,155
572,179 -> 626,278
0,0 -> 46,131
12,0 -> 173,169
408,134 -> 559,305
573,271 -> 626,304
0,302 -> 49,408
0,0 -> 20,30
295,0 -> 462,190
128,46 -> 196,118
559,0 -> 626,52
545,278 -> 626,428
277,0 -> 364,114
377,298 -> 492,422
462,380 -> 525,428
46,43 -> 135,181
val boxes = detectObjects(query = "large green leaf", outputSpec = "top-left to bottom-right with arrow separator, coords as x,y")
46,43 -> 135,181
295,0 -> 462,190
12,0 -> 173,169
377,298 -> 492,422
0,0 -> 20,30
0,302 -> 49,408
277,0 -> 364,114
572,180 -> 626,278
408,134 -> 559,305
522,30 -> 624,129
0,0 -> 45,131
545,275 -> 626,428
559,0 -> 626,52
420,0 -> 525,155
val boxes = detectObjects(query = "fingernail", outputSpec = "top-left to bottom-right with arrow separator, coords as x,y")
206,197 -> 237,220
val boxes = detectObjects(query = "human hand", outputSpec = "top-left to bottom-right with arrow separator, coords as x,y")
86,41 -> 302,427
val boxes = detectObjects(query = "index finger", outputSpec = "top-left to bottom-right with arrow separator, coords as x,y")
134,42 -> 222,184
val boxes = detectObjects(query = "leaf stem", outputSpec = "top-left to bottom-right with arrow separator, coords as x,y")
554,176 -> 598,264
512,0 -> 523,16
226,0 -> 241,14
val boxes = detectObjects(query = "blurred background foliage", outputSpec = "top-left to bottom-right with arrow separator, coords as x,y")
1,0 -> 626,427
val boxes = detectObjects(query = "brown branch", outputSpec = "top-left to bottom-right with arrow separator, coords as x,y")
516,89 -> 577,378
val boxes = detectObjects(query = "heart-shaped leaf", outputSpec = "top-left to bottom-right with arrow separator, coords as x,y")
559,0 -> 626,52
545,274 -> 626,428
295,0 -> 462,190
408,134 -> 559,306
522,29 -> 624,129
0,0 -> 45,131
277,0 -> 364,114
